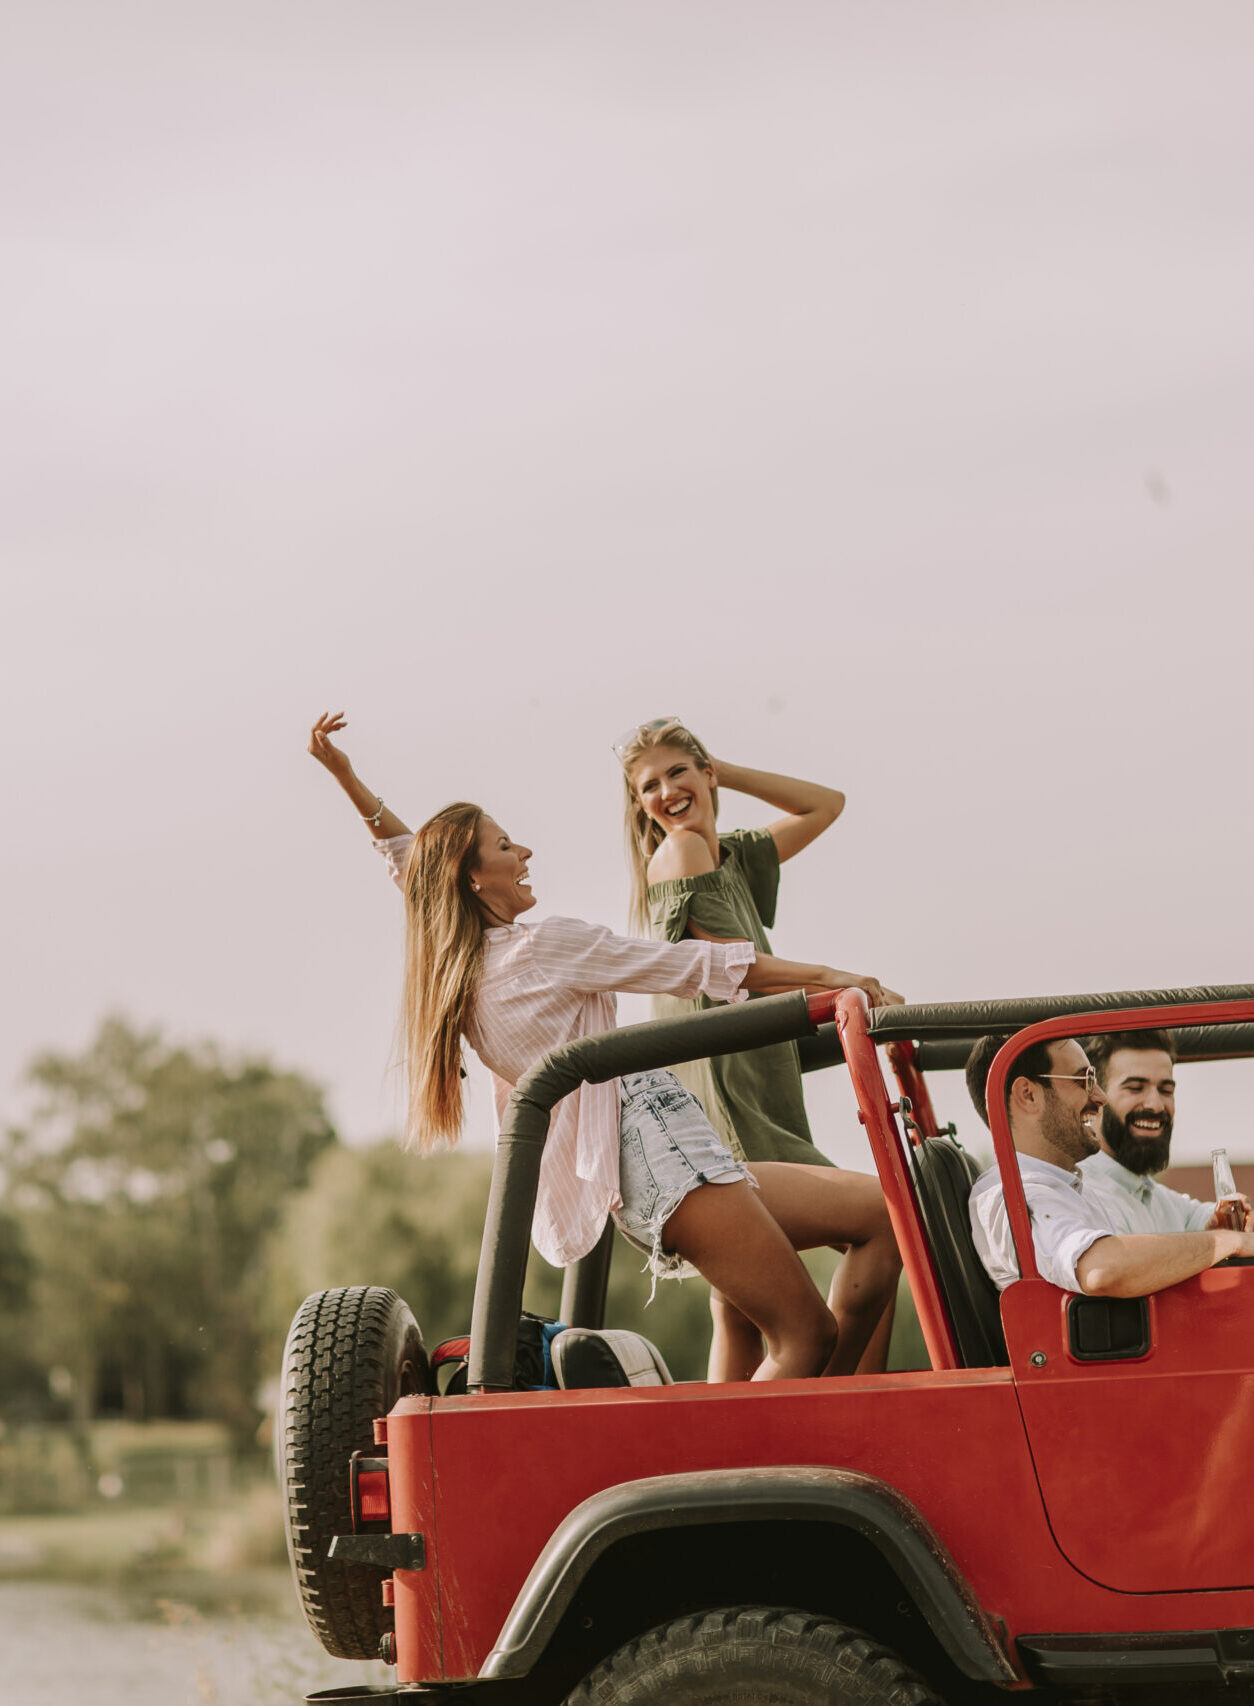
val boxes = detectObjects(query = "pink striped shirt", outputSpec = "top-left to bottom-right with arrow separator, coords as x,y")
375,836 -> 754,1266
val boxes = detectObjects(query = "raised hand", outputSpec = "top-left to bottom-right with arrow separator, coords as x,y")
308,712 -> 411,840
706,759 -> 846,864
308,711 -> 354,782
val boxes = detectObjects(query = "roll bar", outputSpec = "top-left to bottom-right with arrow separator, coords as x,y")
914,1021 -> 1254,1074
466,990 -> 837,1393
866,984 -> 1254,1043
799,988 -> 1254,1078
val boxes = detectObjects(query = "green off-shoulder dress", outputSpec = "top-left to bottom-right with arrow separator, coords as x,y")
647,827 -> 832,1168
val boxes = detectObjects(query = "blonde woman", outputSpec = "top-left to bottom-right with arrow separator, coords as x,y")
617,717 -> 903,1380
308,712 -> 901,1382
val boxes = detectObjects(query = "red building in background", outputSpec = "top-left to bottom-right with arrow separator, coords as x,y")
1160,1162 -> 1254,1205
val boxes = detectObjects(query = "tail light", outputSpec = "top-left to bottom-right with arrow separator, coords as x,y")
350,1452 -> 391,1530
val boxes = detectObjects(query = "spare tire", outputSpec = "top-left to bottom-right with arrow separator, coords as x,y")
279,1286 -> 432,1659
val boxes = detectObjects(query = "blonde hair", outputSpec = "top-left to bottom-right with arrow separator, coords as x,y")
618,719 -> 718,932
399,802 -> 488,1151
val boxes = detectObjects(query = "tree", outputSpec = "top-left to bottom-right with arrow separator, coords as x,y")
0,1208 -> 43,1416
1,1016 -> 336,1431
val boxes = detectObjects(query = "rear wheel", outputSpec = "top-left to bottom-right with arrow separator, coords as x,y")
279,1285 -> 432,1659
564,1606 -> 944,1705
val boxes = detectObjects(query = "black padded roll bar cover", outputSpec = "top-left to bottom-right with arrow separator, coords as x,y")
468,990 -> 817,1393
797,1022 -> 845,1075
917,1020 -> 1254,1075
513,989 -> 818,1101
867,984 -> 1254,1043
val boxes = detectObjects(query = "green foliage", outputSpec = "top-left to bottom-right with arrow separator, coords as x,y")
1,1016 -> 336,1432
0,1207 -> 44,1412
262,1145 -> 495,1353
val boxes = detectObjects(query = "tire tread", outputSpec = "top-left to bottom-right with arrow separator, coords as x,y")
564,1605 -> 944,1706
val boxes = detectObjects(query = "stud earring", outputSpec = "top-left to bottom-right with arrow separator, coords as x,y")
472,882 -> 481,892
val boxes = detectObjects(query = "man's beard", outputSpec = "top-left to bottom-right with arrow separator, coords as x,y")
1042,1092 -> 1100,1163
1102,1104 -> 1173,1175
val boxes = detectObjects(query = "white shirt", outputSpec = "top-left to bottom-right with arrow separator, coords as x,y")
1079,1148 -> 1214,1235
969,1154 -> 1113,1293
375,835 -> 754,1267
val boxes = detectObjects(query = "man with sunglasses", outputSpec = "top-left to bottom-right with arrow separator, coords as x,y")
963,1033 -> 1254,1296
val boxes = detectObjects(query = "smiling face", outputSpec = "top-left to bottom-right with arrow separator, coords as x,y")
469,818 -> 536,925
628,743 -> 716,839
1098,1047 -> 1176,1175
1030,1039 -> 1107,1165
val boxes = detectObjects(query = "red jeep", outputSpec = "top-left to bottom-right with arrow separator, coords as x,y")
279,982 -> 1254,1703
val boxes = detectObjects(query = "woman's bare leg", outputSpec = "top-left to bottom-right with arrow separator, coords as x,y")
748,1163 -> 903,1377
662,1182 -> 837,1381
710,1262 -> 895,1380
707,1291 -> 764,1384
849,1285 -> 897,1374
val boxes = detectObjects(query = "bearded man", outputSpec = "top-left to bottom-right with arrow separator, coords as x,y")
1078,1030 -> 1240,1233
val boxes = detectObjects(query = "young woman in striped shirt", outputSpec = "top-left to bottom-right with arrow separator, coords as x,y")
308,712 -> 901,1381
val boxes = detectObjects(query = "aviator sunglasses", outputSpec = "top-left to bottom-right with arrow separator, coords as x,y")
610,716 -> 685,760
1038,1067 -> 1101,1097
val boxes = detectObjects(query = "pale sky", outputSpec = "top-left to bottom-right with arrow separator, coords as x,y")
4,1 -> 1252,1169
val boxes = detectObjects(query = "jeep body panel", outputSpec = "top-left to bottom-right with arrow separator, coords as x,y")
387,1360 -> 1254,1687
389,1371 -> 1036,1681
380,1399 -> 441,1681
1004,1267 -> 1254,1594
482,1465 -> 1017,1684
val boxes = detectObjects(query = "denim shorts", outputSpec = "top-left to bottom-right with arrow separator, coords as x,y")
614,1068 -> 753,1293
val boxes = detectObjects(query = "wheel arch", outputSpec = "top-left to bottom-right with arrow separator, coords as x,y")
481,1466 -> 1018,1688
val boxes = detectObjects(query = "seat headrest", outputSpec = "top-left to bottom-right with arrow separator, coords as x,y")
550,1328 -> 674,1389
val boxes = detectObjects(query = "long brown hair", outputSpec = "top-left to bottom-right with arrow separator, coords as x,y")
617,719 -> 718,932
400,802 -> 488,1150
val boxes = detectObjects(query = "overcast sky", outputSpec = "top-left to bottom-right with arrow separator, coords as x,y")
4,1 -> 1252,1169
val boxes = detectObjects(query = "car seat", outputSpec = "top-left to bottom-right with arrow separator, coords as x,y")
907,1137 -> 1009,1367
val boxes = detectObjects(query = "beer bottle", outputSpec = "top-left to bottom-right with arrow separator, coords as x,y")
1211,1148 -> 1246,1231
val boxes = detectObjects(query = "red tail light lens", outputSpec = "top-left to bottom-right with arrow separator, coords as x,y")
358,1469 -> 390,1524
349,1452 -> 392,1528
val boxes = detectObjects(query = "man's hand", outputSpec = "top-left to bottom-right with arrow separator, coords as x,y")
1207,1195 -> 1253,1232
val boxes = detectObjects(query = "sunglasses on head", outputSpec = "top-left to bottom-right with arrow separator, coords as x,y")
610,716 -> 684,760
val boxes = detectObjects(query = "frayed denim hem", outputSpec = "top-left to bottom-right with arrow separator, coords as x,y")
614,1065 -> 753,1303
613,1170 -> 748,1304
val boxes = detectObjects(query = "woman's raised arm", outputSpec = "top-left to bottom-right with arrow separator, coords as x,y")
307,711 -> 412,840
711,759 -> 844,864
